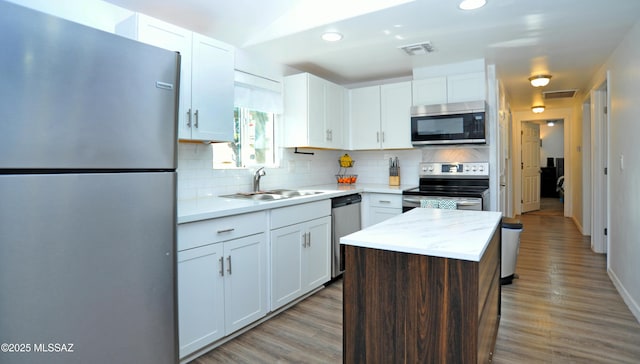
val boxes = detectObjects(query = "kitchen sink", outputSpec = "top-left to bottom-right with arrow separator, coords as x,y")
220,189 -> 324,201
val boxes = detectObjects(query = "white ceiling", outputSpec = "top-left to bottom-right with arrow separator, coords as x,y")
103,0 -> 640,111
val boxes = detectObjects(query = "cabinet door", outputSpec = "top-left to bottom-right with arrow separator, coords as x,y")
380,81 -> 412,149
271,224 -> 305,310
117,15 -> 193,140
223,233 -> 268,334
349,86 -> 381,150
178,244 -> 225,358
307,74 -> 327,147
190,33 -> 234,142
325,81 -> 345,148
369,207 -> 402,227
304,216 -> 332,292
412,77 -> 447,105
447,72 -> 485,102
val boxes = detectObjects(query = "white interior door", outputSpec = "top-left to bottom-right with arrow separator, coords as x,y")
522,122 -> 541,213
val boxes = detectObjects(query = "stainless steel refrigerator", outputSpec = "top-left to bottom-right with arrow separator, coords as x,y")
0,2 -> 179,363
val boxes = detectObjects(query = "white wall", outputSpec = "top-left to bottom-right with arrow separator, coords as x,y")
586,18 -> 640,322
540,120 -> 564,167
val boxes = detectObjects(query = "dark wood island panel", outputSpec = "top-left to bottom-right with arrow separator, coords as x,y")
343,229 -> 500,363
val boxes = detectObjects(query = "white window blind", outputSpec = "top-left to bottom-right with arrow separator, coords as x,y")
234,71 -> 282,114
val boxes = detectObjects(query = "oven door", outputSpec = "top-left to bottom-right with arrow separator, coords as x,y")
402,195 -> 483,212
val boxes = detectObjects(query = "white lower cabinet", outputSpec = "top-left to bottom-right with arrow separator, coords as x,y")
270,200 -> 331,310
362,193 -> 403,228
177,212 -> 268,358
178,243 -> 224,357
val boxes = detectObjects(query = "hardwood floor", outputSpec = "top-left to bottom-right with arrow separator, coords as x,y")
192,212 -> 640,363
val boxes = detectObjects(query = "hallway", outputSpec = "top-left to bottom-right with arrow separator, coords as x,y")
493,212 -> 640,362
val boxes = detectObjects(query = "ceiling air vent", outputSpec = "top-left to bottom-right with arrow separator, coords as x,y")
399,41 -> 434,56
543,89 -> 577,100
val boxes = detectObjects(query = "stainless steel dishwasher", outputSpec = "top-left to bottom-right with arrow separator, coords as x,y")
331,193 -> 362,278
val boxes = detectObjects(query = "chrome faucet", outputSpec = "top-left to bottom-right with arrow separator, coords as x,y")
253,167 -> 266,192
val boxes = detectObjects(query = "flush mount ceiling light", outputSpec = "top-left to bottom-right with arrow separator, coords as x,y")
321,32 -> 343,42
529,75 -> 552,87
547,120 -> 555,127
459,0 -> 487,10
531,105 -> 545,113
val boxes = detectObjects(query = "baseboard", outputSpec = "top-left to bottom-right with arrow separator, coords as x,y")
571,215 -> 586,235
608,267 -> 640,324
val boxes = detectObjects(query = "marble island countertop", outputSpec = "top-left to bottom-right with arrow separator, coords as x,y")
340,207 -> 502,261
178,183 -> 415,224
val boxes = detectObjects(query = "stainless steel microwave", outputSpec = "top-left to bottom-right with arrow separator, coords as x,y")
410,100 -> 486,146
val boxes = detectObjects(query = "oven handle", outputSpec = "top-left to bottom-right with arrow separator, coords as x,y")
456,200 -> 481,207
402,197 -> 423,204
403,197 -> 481,206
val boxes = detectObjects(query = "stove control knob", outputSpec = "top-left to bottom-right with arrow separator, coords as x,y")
428,167 -> 434,172
472,166 -> 477,171
479,165 -> 484,171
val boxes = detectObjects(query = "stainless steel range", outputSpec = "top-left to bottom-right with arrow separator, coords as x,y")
403,162 -> 490,212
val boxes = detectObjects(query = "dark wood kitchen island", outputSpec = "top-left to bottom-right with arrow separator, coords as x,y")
341,208 -> 502,364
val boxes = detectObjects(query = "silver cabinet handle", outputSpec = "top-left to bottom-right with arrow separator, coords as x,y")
227,256 -> 232,275
307,231 -> 311,247
302,232 -> 307,247
194,109 -> 199,128
217,228 -> 235,234
379,200 -> 391,204
219,256 -> 224,277
382,131 -> 385,143
187,108 -> 192,127
377,132 -> 380,142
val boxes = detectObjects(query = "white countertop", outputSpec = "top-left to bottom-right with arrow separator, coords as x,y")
177,183 -> 415,224
340,208 -> 502,262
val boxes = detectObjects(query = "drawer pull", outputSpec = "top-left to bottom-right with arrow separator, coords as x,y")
217,228 -> 235,234
379,200 -> 391,204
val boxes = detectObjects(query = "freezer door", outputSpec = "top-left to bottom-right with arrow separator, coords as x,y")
0,173 -> 177,364
0,2 -> 179,170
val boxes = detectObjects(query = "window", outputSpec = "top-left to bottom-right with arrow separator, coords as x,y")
213,72 -> 281,169
212,107 -> 276,168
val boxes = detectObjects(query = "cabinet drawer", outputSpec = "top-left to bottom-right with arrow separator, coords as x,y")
178,211 -> 267,251
271,200 -> 331,230
368,193 -> 402,208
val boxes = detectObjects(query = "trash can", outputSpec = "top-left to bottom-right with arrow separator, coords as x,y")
501,217 -> 523,285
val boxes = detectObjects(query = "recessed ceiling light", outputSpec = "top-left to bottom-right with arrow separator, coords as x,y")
531,105 -> 545,113
529,74 -> 552,87
459,0 -> 487,10
322,32 -> 343,42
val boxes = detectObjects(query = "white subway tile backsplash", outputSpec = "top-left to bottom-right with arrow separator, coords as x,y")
177,143 -> 488,201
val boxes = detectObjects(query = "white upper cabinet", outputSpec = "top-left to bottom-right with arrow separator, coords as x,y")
412,77 -> 447,105
283,73 -> 345,149
349,81 -> 412,150
117,14 -> 234,142
447,72 -> 486,103
380,81 -> 412,149
412,72 -> 485,105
